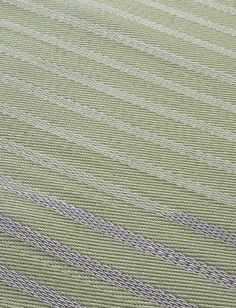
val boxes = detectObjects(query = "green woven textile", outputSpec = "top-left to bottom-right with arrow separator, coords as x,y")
0,0 -> 236,307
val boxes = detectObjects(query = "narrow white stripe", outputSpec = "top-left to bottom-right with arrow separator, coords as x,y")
135,0 -> 236,36
81,0 -> 236,58
2,103 -> 236,204
193,0 -> 236,15
1,175 -> 235,246
0,136 -> 171,216
1,73 -> 235,174
0,137 -> 235,207
1,19 -> 235,113
1,45 -> 235,143
2,0 -> 236,85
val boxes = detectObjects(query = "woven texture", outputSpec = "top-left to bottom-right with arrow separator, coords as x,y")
0,0 -> 236,307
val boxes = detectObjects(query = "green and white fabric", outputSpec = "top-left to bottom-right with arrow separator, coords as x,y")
0,0 -> 235,307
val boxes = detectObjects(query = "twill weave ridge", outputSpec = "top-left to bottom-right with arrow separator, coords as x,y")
0,0 -> 235,308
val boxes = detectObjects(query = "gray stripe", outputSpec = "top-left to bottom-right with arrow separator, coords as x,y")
81,0 -> 236,58
1,19 -> 235,114
0,136 -> 235,211
0,214 -> 199,308
1,107 -> 236,244
2,103 -> 236,206
135,0 -> 236,36
0,266 -> 86,308
1,73 -> 235,174
2,0 -> 236,85
1,46 -> 235,144
193,0 -> 236,15
0,175 -> 235,258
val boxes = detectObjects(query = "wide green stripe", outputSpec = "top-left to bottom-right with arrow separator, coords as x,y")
0,281 -> 50,308
1,2 -> 235,103
1,1 -> 235,307
1,114 -> 236,232
0,191 -> 235,308
157,0 -> 236,28
1,26 -> 236,133
0,151 -> 235,269
107,0 -> 235,49
33,0 -> 236,51
75,0 -> 236,70
0,233 -> 159,308
1,88 -> 236,195
216,0 -> 236,8
1,53 -> 235,163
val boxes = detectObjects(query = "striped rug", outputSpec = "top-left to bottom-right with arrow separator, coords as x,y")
0,0 -> 236,307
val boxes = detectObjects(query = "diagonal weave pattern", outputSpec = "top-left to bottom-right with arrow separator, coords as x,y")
0,0 -> 236,307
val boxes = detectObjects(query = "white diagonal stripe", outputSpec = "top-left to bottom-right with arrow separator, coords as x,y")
2,103 -> 236,205
1,19 -> 235,113
1,175 -> 235,248
135,0 -> 236,36
0,137 -> 235,209
193,0 -> 236,15
2,0 -> 236,85
1,73 -> 235,174
1,45 -> 235,143
80,0 -> 236,58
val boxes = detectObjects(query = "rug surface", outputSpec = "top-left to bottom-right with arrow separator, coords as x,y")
0,0 -> 236,307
